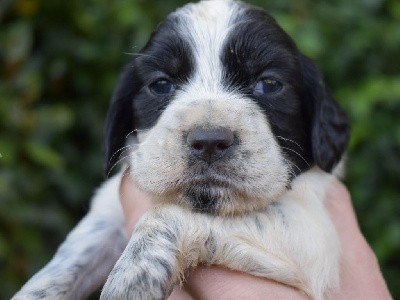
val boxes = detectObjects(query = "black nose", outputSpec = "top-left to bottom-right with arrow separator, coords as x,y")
187,127 -> 235,164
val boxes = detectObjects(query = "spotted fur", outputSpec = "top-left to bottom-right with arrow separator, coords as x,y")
14,1 -> 350,299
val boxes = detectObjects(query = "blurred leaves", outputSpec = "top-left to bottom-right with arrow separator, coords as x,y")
1,0 -> 399,298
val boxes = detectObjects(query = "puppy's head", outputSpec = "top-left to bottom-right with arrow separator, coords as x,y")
104,0 -> 350,216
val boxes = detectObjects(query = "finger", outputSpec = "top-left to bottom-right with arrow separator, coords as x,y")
183,266 -> 307,299
169,286 -> 194,300
325,179 -> 362,241
119,167 -> 154,235
324,179 -> 373,260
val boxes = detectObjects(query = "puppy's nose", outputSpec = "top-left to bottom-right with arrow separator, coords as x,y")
187,127 -> 235,164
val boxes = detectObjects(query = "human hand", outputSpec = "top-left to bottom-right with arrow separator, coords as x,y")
324,180 -> 392,299
119,169 -> 392,299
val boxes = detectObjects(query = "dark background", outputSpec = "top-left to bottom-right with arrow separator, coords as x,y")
1,0 -> 399,298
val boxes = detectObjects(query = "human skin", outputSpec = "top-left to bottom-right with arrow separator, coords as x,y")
119,170 -> 392,299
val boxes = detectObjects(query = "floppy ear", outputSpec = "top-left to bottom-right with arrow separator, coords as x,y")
103,62 -> 137,176
299,54 -> 350,172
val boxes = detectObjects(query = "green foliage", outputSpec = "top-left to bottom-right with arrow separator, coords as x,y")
1,0 -> 399,298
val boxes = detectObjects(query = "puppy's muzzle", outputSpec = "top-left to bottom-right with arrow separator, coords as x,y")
187,127 -> 235,164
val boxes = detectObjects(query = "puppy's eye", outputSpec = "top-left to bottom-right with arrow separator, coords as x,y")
254,78 -> 283,95
149,79 -> 176,96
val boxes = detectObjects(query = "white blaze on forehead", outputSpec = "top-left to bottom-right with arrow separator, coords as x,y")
129,1 -> 291,213
174,0 -> 241,93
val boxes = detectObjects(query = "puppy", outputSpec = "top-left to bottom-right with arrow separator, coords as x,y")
14,0 -> 350,299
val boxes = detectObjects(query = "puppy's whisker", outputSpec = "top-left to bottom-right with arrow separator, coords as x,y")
283,158 -> 300,178
125,130 -> 139,139
107,154 -> 134,178
276,136 -> 303,151
108,145 -> 134,167
124,52 -> 138,57
281,147 -> 310,167
124,52 -> 156,59
125,52 -> 167,65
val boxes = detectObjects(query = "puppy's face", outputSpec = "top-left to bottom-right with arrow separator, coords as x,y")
104,0 -> 350,216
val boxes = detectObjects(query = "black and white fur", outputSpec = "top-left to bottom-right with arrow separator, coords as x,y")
14,0 -> 350,299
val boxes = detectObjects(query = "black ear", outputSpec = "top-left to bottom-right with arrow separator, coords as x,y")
103,62 -> 137,176
300,54 -> 350,172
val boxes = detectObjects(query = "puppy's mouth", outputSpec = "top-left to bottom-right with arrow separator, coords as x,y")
183,182 -> 232,214
177,169 -> 239,214
180,165 -> 235,189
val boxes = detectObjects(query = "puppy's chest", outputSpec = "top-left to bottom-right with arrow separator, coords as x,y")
126,170 -> 340,299
178,201 -> 319,268
161,194 -> 340,299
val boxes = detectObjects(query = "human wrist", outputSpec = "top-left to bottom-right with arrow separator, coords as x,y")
183,266 -> 307,299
